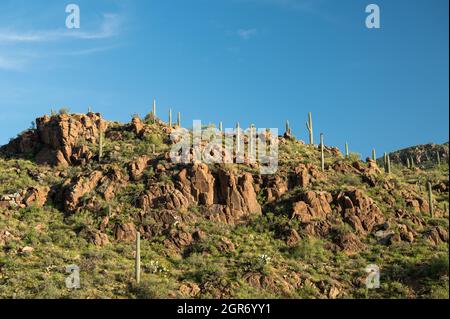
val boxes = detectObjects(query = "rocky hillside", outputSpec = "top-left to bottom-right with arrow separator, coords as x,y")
0,111 -> 448,299
386,143 -> 449,168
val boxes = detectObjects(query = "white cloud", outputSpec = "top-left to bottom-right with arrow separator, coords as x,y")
237,28 -> 258,40
0,13 -> 122,72
0,13 -> 121,43
0,55 -> 25,71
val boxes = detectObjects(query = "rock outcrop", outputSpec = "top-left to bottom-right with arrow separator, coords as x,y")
2,113 -> 106,166
334,190 -> 384,234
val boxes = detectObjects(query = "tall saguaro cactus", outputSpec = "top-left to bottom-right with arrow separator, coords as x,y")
345,143 -> 349,158
437,151 -> 441,166
306,112 -> 314,145
372,149 -> 376,162
219,121 -> 223,132
320,133 -> 325,171
177,112 -> 181,127
427,181 -> 434,217
135,232 -> 141,284
152,99 -> 157,123
407,157 -> 411,169
384,152 -> 391,174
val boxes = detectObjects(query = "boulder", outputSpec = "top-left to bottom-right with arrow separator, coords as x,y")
63,171 -> 103,212
22,186 -> 49,208
335,190 -> 384,234
114,223 -> 137,242
292,191 -> 333,222
129,155 -> 150,181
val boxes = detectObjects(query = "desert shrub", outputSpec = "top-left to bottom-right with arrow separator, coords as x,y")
59,107 -> 70,115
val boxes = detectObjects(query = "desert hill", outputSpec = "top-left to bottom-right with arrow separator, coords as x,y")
0,110 -> 448,299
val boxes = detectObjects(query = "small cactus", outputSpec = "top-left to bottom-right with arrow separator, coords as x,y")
135,232 -> 141,284
306,112 -> 313,145
320,133 -> 325,171
427,181 -> 434,217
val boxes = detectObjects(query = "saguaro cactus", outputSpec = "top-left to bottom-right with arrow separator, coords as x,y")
437,151 -> 441,166
345,143 -> 349,158
285,120 -> 291,136
427,181 -> 434,217
410,157 -> 415,168
387,153 -> 391,174
372,149 -> 376,161
306,112 -> 314,145
219,121 -> 223,132
168,109 -> 172,127
407,157 -> 411,169
152,99 -> 157,122
135,232 -> 141,284
88,106 -> 93,114
320,133 -> 325,171
384,152 -> 391,174
177,112 -> 181,127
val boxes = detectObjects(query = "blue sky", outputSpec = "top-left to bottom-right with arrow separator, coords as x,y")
0,0 -> 448,158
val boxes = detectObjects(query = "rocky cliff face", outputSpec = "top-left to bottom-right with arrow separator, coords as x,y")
2,113 -> 106,166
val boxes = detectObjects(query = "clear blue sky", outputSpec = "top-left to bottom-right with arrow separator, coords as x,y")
0,0 -> 448,158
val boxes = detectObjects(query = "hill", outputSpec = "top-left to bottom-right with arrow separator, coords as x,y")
0,110 -> 448,299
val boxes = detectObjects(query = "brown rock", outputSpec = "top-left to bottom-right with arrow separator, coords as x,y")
285,229 -> 301,246
334,231 -> 364,254
0,229 -> 17,246
179,282 -> 201,298
22,186 -> 49,208
138,184 -> 190,212
217,237 -> 236,253
425,226 -> 449,245
63,171 -> 103,212
114,223 -> 137,242
36,113 -> 105,166
335,190 -> 384,234
292,191 -> 332,222
131,116 -> 144,135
